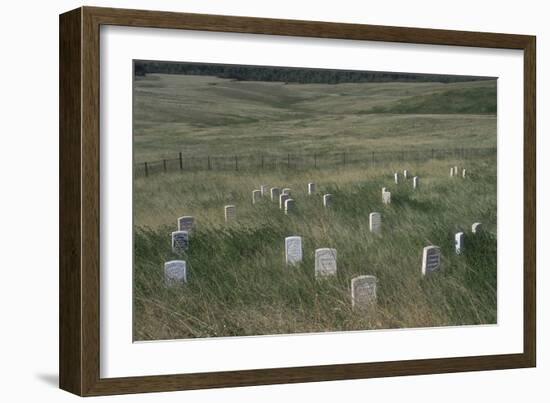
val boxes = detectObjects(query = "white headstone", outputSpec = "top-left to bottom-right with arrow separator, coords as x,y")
422,245 -> 441,276
260,185 -> 268,196
455,232 -> 465,254
413,176 -> 419,189
403,169 -> 409,179
394,172 -> 400,184
308,182 -> 316,195
171,231 -> 189,253
351,275 -> 377,310
284,198 -> 295,214
282,188 -> 291,196
382,191 -> 391,205
224,205 -> 236,222
285,236 -> 303,265
454,166 -> 459,176
177,216 -> 195,233
271,187 -> 281,202
252,189 -> 261,204
369,212 -> 382,234
323,194 -> 333,208
450,167 -> 455,177
315,248 -> 337,278
381,187 -> 387,195
279,193 -> 290,209
462,168 -> 467,178
472,222 -> 483,234
164,260 -> 187,285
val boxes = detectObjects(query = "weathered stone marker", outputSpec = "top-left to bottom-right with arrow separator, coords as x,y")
282,188 -> 291,196
308,182 -> 316,195
285,236 -> 303,265
164,260 -> 187,285
351,275 -> 377,310
382,191 -> 391,205
413,176 -> 419,189
260,185 -> 268,196
369,212 -> 382,234
252,189 -> 261,204
224,205 -> 236,222
462,168 -> 467,178
403,169 -> 409,179
450,167 -> 455,177
323,194 -> 333,208
171,231 -> 189,253
455,232 -> 465,254
177,216 -> 195,233
422,245 -> 441,276
284,198 -> 295,214
279,193 -> 290,209
394,172 -> 400,184
381,187 -> 387,195
315,248 -> 337,278
472,222 -> 483,234
271,187 -> 281,202
454,166 -> 459,176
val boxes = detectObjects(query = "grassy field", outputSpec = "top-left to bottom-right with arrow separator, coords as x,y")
133,73 -> 497,341
134,158 -> 496,341
133,74 -> 496,162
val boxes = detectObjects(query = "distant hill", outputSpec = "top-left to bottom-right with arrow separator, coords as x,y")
134,60 -> 495,84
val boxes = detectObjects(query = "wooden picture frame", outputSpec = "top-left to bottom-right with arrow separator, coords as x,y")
59,6 -> 536,396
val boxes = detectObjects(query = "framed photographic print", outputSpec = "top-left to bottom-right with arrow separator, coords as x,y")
59,6 -> 536,396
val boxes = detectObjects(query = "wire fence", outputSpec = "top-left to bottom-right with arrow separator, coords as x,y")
134,147 -> 497,177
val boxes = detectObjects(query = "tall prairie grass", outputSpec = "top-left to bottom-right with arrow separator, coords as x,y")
133,157 -> 496,340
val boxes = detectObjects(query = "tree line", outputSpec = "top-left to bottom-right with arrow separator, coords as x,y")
134,60 -> 494,84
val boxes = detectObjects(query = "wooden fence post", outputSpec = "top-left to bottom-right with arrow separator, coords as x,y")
179,152 -> 183,170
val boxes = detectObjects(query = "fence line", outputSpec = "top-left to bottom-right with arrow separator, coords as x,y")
134,147 -> 496,177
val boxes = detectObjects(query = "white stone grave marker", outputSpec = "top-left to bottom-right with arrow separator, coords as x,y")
403,169 -> 409,179
260,185 -> 268,196
450,167 -> 455,177
279,193 -> 290,209
394,172 -> 400,184
224,205 -> 236,222
171,231 -> 189,253
454,166 -> 459,176
351,275 -> 377,309
164,260 -> 187,285
323,194 -> 333,208
422,245 -> 441,276
252,189 -> 261,204
455,232 -> 465,254
472,222 -> 483,234
285,236 -> 303,265
271,187 -> 281,202
284,198 -> 295,214
462,168 -> 467,178
177,216 -> 195,233
382,191 -> 391,205
413,176 -> 419,189
308,182 -> 316,195
369,212 -> 382,234
315,248 -> 337,278
282,188 -> 291,196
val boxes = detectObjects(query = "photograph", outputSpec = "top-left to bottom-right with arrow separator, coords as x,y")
132,60 -> 498,341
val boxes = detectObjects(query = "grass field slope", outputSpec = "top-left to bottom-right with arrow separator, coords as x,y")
134,74 -> 496,162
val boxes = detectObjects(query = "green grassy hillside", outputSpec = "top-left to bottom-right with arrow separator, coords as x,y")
133,75 -> 496,162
